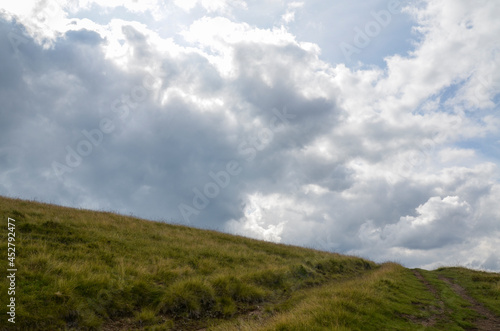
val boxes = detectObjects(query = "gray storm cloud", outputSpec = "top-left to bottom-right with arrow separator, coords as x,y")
1,0 -> 499,270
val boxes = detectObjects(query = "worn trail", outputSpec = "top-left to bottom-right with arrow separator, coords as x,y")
411,270 -> 446,327
438,275 -> 500,331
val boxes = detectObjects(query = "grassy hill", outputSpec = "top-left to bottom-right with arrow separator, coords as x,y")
0,196 -> 499,330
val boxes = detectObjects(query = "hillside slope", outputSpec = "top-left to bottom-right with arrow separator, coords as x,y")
0,196 -> 499,330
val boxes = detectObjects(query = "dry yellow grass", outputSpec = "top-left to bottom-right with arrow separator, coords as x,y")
1,196 -> 498,330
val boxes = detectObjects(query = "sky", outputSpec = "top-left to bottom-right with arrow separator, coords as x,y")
0,0 -> 499,271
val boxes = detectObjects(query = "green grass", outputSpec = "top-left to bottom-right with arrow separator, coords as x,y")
414,269 -> 478,330
211,264 -> 449,330
0,196 -> 499,330
435,267 -> 500,316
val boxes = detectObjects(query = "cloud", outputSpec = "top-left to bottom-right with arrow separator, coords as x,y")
281,2 -> 304,24
365,196 -> 473,250
439,148 -> 476,164
0,0 -> 499,271
173,0 -> 247,14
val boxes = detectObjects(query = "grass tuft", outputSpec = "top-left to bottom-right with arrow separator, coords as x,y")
1,196 -> 499,330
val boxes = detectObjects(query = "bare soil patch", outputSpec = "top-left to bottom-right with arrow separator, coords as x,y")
438,275 -> 500,331
411,270 -> 446,327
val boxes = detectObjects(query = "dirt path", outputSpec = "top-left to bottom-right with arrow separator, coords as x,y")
411,270 -> 446,327
438,275 -> 500,331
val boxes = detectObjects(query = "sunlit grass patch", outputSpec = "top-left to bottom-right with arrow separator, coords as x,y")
2,196 -> 499,330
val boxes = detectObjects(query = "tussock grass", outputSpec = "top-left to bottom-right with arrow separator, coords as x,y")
1,196 -> 499,330
212,263 -> 500,330
0,196 -> 374,330
211,263 -> 436,330
435,267 -> 500,317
